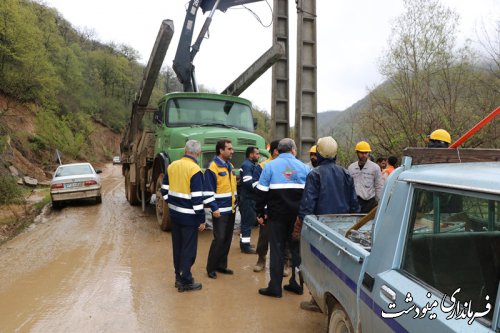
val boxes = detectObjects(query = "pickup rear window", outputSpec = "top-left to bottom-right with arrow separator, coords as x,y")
402,187 -> 500,325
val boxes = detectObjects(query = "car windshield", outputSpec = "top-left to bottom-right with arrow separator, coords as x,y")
166,98 -> 254,131
56,165 -> 93,177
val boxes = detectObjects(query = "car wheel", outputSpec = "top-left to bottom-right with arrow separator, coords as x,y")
96,195 -> 102,204
328,304 -> 354,333
155,173 -> 171,231
125,169 -> 139,206
52,200 -> 61,209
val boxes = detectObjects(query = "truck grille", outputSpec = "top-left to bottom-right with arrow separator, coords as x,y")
204,137 -> 229,145
237,138 -> 257,146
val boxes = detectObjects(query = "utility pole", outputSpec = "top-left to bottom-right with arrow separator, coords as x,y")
271,0 -> 290,140
294,0 -> 317,161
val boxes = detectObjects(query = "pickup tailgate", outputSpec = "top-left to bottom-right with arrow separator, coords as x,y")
300,214 -> 370,321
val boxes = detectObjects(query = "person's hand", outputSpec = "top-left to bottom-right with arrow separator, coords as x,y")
198,223 -> 206,232
257,216 -> 265,225
292,216 -> 303,241
212,210 -> 221,218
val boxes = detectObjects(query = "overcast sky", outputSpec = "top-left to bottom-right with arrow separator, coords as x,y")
41,0 -> 498,118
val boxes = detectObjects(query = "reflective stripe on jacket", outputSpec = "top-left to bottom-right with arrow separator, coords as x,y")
239,158 -> 257,200
203,156 -> 237,215
160,155 -> 205,226
255,153 -> 310,219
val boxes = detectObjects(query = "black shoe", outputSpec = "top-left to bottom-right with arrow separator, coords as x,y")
175,280 -> 182,288
284,283 -> 303,295
207,271 -> 217,279
258,288 -> 282,298
240,245 -> 257,254
216,268 -> 234,275
178,282 -> 202,292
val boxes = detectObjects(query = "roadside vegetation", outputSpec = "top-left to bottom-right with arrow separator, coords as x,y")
319,0 -> 499,165
0,0 -> 271,160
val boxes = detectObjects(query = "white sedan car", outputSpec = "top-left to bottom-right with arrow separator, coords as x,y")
50,163 -> 102,208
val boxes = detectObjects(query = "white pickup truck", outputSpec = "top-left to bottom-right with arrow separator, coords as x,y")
300,148 -> 500,333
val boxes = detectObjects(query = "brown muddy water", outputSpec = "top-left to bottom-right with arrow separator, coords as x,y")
0,165 -> 324,332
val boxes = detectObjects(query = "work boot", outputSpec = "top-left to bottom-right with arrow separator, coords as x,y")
283,283 -> 303,295
178,282 -> 202,292
253,256 -> 266,272
284,269 -> 303,295
300,298 -> 322,313
240,244 -> 257,254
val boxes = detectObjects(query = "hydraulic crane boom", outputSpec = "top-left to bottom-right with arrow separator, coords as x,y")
121,20 -> 174,155
172,0 -> 262,92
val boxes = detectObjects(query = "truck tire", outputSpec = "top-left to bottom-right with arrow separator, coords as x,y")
125,170 -> 139,206
155,173 -> 171,231
328,304 -> 354,333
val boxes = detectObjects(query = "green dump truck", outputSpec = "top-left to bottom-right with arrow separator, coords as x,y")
121,90 -> 268,231
120,20 -> 268,231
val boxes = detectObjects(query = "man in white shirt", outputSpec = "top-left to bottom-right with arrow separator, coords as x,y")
347,141 -> 384,213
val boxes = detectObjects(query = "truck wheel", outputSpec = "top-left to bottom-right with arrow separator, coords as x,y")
125,170 -> 139,206
328,304 -> 354,333
155,173 -> 171,231
96,195 -> 102,204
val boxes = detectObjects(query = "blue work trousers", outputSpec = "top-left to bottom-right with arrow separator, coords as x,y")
171,220 -> 199,285
239,196 -> 255,247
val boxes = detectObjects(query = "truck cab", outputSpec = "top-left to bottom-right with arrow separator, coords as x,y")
154,92 -> 268,170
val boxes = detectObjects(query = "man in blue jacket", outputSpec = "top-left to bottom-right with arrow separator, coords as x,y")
160,140 -> 206,292
255,138 -> 310,298
238,146 -> 260,254
293,136 -> 359,309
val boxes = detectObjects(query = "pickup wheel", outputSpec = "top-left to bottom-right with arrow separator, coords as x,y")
328,304 -> 354,333
155,173 -> 171,231
125,169 -> 139,206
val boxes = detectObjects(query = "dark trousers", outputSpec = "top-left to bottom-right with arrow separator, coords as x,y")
171,220 -> 199,285
358,196 -> 377,213
239,197 -> 256,247
256,223 -> 269,257
206,213 -> 235,272
267,215 -> 301,295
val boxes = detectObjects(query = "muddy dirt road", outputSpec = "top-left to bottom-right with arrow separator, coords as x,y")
0,165 -> 324,332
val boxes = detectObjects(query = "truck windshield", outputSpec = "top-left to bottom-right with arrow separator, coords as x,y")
166,98 -> 254,131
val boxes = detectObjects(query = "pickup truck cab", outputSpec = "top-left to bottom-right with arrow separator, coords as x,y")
300,148 -> 500,333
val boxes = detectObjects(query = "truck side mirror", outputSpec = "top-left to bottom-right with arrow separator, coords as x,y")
253,117 -> 258,130
153,109 -> 162,124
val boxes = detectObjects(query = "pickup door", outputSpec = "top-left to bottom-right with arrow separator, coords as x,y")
300,214 -> 369,329
363,183 -> 499,332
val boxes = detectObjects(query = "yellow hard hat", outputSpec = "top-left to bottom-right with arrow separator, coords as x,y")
308,145 -> 317,154
355,141 -> 372,152
430,129 -> 451,144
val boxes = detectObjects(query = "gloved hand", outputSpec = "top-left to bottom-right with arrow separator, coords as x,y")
292,216 -> 303,241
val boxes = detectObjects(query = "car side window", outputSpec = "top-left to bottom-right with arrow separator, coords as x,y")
402,187 -> 500,325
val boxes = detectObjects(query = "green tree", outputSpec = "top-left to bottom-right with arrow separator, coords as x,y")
362,0 -> 485,155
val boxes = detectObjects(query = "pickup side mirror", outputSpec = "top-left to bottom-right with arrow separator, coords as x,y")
253,117 -> 258,130
95,169 -> 102,174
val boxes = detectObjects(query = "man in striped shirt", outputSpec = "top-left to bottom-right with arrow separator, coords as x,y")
160,140 -> 206,292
